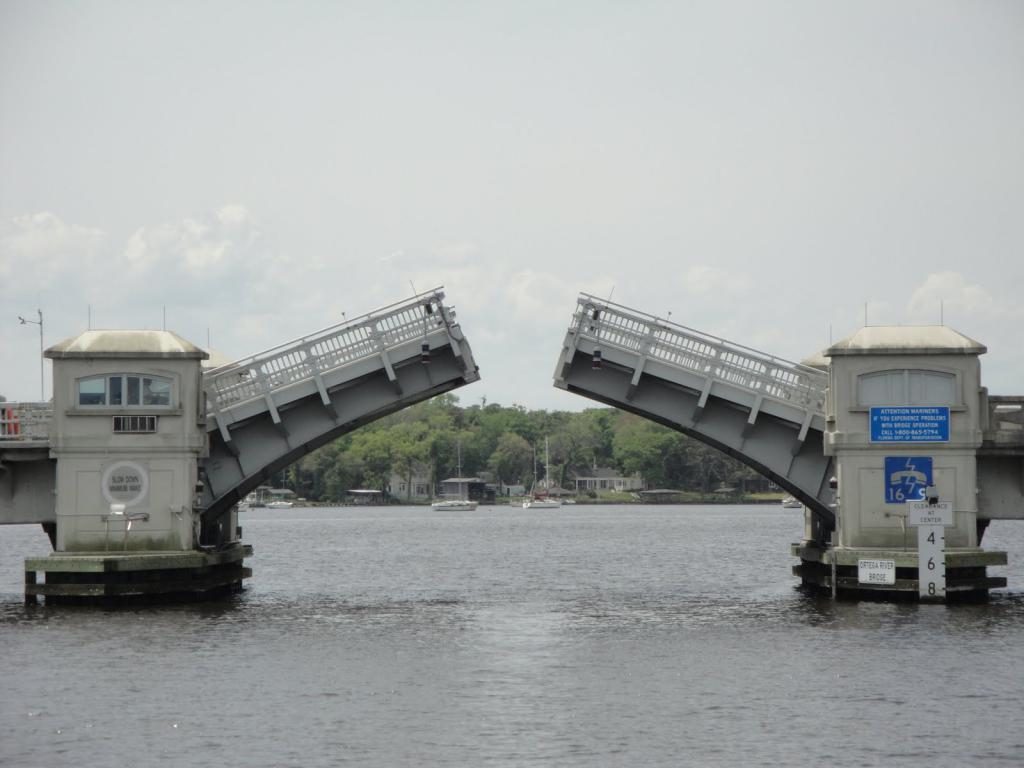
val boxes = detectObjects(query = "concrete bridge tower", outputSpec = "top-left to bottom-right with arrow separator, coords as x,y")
45,330 -> 208,551
25,330 -> 251,601
794,326 -> 1007,597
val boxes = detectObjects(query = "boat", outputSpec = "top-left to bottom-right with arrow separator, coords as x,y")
242,486 -> 298,509
523,438 -> 561,509
522,497 -> 560,509
781,496 -> 802,509
431,498 -> 478,511
432,440 -> 478,510
243,489 -> 267,508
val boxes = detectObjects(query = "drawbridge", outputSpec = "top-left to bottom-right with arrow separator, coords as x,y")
553,294 -> 836,531
1,289 -> 480,544
199,289 -> 478,542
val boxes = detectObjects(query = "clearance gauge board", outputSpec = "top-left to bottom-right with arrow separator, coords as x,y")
907,501 -> 954,600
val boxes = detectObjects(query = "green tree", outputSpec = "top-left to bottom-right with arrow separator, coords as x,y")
549,410 -> 611,485
488,432 -> 533,489
268,392 -> 774,502
346,429 -> 396,494
323,450 -> 363,500
390,422 -> 429,500
612,415 -> 676,488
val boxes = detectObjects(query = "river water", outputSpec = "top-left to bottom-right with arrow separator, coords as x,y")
2,504 -> 1023,767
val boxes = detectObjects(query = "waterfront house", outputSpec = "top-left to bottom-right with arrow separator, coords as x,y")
572,466 -> 645,493
438,475 -> 486,502
388,462 -> 432,501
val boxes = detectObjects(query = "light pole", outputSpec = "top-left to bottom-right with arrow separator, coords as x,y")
18,309 -> 44,401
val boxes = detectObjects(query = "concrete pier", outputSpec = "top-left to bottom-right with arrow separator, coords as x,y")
791,542 -> 1006,600
808,326 -> 1009,600
24,543 -> 252,604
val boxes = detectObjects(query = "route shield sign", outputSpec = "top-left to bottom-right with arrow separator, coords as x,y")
884,456 -> 932,504
870,406 -> 950,443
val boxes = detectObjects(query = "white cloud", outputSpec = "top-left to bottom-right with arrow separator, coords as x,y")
904,271 -> 1024,394
2,2 -> 1022,411
121,205 -> 275,284
0,212 -> 108,401
503,269 -> 572,324
216,204 -> 252,229
0,212 -> 105,284
681,264 -> 753,299
3,207 -> 1020,412
0,207 -> 317,400
432,241 -> 480,267
907,272 -> 998,322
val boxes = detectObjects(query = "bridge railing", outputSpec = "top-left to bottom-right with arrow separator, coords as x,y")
0,402 -> 52,442
571,294 -> 828,411
985,395 -> 1024,441
203,288 -> 455,413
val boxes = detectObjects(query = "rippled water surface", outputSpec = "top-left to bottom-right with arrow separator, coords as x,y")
2,504 -> 1023,767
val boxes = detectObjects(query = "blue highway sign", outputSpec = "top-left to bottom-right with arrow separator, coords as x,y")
884,456 -> 933,504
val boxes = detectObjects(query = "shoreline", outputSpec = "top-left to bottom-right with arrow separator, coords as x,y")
281,496 -> 793,508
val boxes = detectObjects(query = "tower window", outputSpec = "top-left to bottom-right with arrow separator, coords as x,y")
78,374 -> 174,408
858,370 -> 957,406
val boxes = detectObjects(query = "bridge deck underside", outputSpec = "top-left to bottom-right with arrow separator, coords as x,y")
557,351 -> 835,527
201,345 -> 475,528
0,449 -> 56,525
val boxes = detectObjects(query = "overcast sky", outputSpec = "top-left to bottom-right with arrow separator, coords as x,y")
2,2 -> 1022,409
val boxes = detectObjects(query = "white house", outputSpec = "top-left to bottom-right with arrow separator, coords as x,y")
388,462 -> 432,501
573,467 -> 645,493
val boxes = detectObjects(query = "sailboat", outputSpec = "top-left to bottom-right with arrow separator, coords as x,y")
523,438 -> 561,509
432,441 -> 479,511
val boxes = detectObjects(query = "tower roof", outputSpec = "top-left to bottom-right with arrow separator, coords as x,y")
45,330 -> 209,360
826,326 -> 985,357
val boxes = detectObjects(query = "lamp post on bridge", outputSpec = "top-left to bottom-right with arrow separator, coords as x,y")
18,309 -> 44,401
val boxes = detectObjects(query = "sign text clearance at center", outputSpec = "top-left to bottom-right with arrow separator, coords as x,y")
907,502 -> 954,527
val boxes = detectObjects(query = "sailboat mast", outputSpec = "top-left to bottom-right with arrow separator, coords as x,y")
544,436 -> 550,492
457,439 -> 463,499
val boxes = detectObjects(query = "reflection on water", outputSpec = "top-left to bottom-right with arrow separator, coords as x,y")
2,505 -> 1023,767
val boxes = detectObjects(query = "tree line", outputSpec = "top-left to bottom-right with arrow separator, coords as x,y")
273,394 -> 766,502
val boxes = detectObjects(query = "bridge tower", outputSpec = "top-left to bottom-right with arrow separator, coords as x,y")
9,288 -> 479,602
793,326 -> 1007,598
25,330 -> 250,602
554,293 -> 1018,600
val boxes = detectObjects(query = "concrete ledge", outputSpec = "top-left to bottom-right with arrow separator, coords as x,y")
793,543 -> 1009,599
835,576 -> 1007,593
27,568 -> 253,598
25,545 -> 252,573
24,544 -> 253,604
791,543 -> 1007,568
